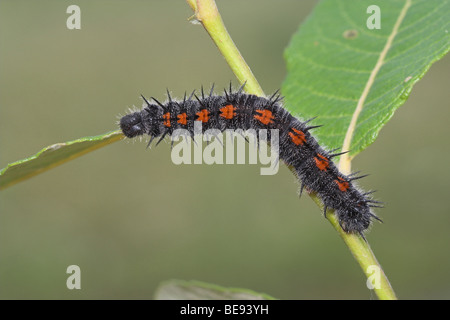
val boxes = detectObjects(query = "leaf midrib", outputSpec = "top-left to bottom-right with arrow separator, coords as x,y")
339,0 -> 412,174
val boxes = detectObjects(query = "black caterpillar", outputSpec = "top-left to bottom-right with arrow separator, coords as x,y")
119,84 -> 382,236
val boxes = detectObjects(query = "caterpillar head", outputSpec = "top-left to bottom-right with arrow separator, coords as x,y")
120,112 -> 145,138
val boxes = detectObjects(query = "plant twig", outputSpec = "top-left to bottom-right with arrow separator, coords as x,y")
186,0 -> 264,96
187,0 -> 397,300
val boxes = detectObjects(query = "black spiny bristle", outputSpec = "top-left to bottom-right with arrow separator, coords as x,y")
141,94 -> 151,107
349,174 -> 370,182
151,97 -> 167,111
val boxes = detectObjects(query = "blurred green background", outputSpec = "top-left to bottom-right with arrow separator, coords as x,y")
1,0 -> 449,299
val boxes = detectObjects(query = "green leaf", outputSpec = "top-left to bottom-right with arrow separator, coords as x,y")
154,280 -> 276,300
0,131 -> 123,190
282,0 -> 449,158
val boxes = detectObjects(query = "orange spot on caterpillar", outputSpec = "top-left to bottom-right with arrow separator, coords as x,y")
196,109 -> 210,123
220,104 -> 237,119
314,154 -> 329,171
177,113 -> 187,125
289,128 -> 306,145
254,109 -> 274,125
163,112 -> 171,127
335,177 -> 350,192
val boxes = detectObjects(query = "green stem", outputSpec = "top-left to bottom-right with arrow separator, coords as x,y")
187,0 -> 397,300
186,0 -> 264,96
312,197 -> 396,300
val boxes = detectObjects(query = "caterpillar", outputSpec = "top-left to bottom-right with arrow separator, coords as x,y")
119,84 -> 382,236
